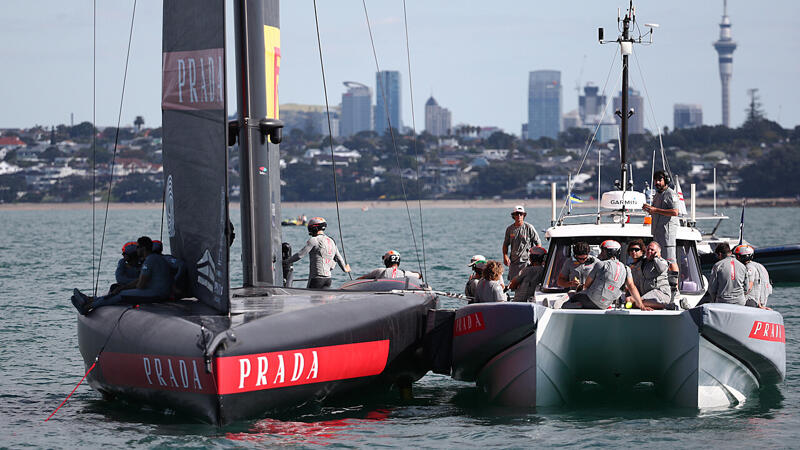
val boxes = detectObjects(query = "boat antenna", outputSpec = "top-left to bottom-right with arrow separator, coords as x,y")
312,0 -> 352,279
401,0 -> 428,282
599,0 -> 658,193
362,0 -> 424,278
738,198 -> 746,244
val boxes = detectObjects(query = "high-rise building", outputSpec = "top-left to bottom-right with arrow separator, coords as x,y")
613,87 -> 645,135
374,70 -> 402,135
340,81 -> 372,137
424,96 -> 452,137
280,103 -> 340,137
562,110 -> 582,130
527,70 -> 562,140
674,104 -> 703,130
579,83 -> 606,123
714,0 -> 737,127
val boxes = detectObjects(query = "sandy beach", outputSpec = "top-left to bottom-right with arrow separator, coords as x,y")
0,197 -> 797,211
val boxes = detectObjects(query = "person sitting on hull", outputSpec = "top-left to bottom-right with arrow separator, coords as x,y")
697,242 -> 748,307
112,241 -> 141,292
562,240 -> 650,310
502,205 -> 541,283
474,260 -> 507,303
508,246 -> 547,302
734,244 -> 772,308
358,250 -> 421,280
626,241 -> 675,310
465,254 -> 487,299
286,217 -> 350,289
557,241 -> 596,291
71,236 -> 173,315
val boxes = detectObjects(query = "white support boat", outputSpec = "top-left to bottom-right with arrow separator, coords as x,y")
447,1 -> 786,410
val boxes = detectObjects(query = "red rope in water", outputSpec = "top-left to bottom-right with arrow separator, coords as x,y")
44,361 -> 97,422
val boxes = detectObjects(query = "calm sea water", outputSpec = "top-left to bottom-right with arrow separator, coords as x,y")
1,204 -> 798,447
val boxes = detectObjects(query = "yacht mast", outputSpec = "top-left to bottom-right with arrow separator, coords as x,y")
234,0 -> 284,286
617,1 -> 634,193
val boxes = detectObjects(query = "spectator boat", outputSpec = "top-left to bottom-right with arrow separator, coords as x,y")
443,1 -> 786,410
75,0 -> 437,425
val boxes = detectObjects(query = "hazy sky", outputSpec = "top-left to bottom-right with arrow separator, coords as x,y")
2,1 -> 798,135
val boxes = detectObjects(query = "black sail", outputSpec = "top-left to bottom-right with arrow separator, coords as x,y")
161,0 -> 229,313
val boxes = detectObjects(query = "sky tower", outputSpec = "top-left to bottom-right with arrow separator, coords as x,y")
713,0 -> 737,127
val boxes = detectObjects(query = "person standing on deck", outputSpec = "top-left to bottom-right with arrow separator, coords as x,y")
562,240 -> 650,310
502,205 -> 541,282
734,244 -> 772,308
287,217 -> 350,289
642,170 -> 681,304
698,242 -> 748,306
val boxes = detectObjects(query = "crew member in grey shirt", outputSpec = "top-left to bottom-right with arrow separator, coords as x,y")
358,250 -> 421,280
698,242 -> 747,306
734,244 -> 772,308
562,240 -> 649,310
642,170 -> 681,302
287,217 -> 350,289
628,241 -> 672,309
557,241 -> 596,290
508,246 -> 547,302
474,260 -> 507,303
465,255 -> 487,299
502,205 -> 541,282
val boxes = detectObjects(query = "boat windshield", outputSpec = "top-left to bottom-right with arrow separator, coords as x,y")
542,238 -> 704,294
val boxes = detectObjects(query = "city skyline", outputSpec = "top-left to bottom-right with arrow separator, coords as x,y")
1,1 -> 798,135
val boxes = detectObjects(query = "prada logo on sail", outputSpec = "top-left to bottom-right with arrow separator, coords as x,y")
197,249 -> 216,294
748,321 -> 785,343
454,312 -> 485,337
162,48 -> 224,110
215,340 -> 390,395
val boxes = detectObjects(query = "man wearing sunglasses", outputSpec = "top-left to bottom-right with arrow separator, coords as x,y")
502,205 -> 541,282
557,241 -> 596,290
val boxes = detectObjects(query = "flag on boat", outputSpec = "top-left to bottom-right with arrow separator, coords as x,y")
674,176 -> 688,216
568,193 -> 584,204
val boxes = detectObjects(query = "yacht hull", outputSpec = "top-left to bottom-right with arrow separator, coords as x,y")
77,287 -> 436,425
451,303 -> 784,409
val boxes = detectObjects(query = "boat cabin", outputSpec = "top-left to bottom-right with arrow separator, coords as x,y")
536,217 -> 706,306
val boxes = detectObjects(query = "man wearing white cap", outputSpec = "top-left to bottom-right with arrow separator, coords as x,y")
465,255 -> 487,300
502,205 -> 541,281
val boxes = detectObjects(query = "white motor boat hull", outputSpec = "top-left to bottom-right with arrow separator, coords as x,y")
452,303 -> 784,409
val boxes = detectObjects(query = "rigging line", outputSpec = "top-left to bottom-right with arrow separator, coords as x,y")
401,0 -> 427,282
93,0 -> 138,297
558,50 -> 620,220
362,0 -> 423,277
631,49 -> 671,179
45,305 -> 134,421
312,0 -> 352,279
92,0 -> 96,292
